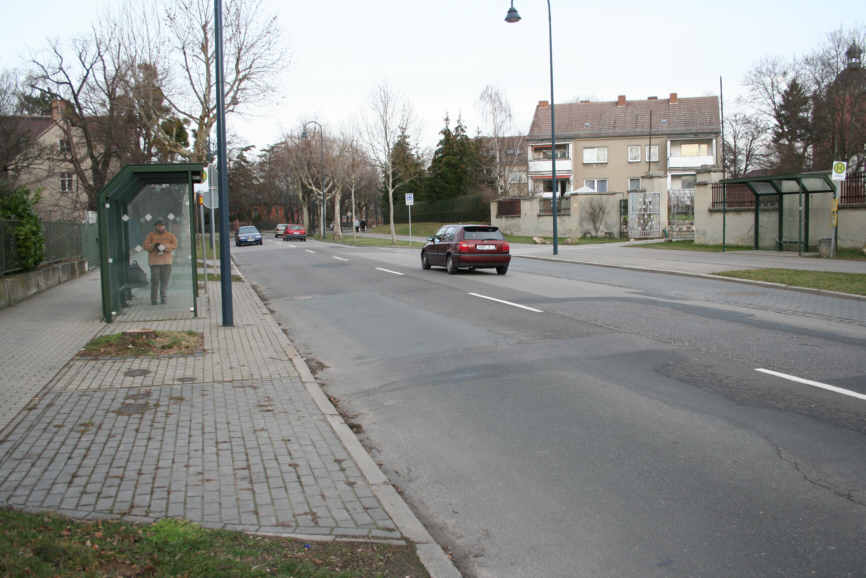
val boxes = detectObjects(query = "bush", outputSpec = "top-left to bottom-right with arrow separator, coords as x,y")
0,184 -> 45,271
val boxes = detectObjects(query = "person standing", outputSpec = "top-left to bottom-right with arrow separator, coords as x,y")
143,220 -> 178,305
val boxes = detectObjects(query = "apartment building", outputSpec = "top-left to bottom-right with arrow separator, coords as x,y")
526,93 -> 721,197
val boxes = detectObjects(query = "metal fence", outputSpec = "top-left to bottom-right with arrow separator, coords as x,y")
840,173 -> 866,207
1,219 -> 99,276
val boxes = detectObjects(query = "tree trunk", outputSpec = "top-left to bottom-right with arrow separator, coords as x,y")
333,187 -> 343,240
387,168 -> 396,243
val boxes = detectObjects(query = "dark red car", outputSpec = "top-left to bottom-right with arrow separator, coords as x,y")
421,224 -> 510,275
282,224 -> 306,241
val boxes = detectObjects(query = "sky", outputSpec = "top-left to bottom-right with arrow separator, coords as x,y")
1,0 -> 863,155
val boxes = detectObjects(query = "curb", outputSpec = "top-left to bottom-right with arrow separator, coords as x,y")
513,254 -> 866,302
231,257 -> 461,578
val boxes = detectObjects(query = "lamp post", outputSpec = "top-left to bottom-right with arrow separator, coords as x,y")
506,0 -> 558,255
214,0 -> 233,325
302,120 -> 326,239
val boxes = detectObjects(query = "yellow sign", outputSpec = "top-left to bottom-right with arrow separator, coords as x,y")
831,161 -> 847,181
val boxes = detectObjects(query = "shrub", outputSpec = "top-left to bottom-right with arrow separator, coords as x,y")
0,184 -> 45,271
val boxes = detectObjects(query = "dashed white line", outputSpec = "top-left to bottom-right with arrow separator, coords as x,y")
755,368 -> 866,402
333,256 -> 349,262
375,267 -> 404,276
468,292 -> 543,313
305,249 -> 316,254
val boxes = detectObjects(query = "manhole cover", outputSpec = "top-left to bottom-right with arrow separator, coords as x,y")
112,402 -> 151,416
176,377 -> 196,383
124,369 -> 151,377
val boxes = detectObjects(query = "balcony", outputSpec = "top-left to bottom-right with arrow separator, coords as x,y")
529,159 -> 572,174
668,155 -> 715,169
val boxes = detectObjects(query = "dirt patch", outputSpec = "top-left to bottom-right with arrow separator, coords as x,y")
112,402 -> 151,416
303,356 -> 328,377
78,331 -> 204,358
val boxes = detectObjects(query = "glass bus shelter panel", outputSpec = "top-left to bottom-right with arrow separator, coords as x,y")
752,181 -> 776,196
115,183 -> 195,322
779,179 -> 801,194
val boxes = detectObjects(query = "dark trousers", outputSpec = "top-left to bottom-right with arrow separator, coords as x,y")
150,264 -> 171,303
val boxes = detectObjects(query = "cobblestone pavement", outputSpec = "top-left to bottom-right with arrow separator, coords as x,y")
0,272 -> 103,433
0,278 -> 403,541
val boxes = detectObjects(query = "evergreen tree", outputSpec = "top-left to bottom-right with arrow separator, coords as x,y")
383,128 -> 425,212
772,78 -> 812,172
427,115 -> 488,201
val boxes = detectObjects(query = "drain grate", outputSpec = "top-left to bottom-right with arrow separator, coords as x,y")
176,377 -> 197,383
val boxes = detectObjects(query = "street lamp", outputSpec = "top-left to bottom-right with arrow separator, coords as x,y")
302,120 -> 325,239
505,0 -> 559,255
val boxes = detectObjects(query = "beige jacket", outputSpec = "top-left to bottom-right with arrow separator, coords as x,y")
143,230 -> 178,265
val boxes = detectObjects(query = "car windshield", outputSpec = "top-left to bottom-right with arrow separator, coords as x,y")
239,226 -> 258,234
463,227 -> 504,241
289,225 -> 303,230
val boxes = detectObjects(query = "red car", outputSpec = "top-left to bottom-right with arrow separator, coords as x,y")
421,224 -> 510,275
282,224 -> 306,241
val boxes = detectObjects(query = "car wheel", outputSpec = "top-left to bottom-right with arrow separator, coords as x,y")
446,254 -> 457,275
421,252 -> 431,270
496,265 -> 509,275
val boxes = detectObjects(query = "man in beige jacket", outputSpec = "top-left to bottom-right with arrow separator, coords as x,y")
142,220 -> 178,305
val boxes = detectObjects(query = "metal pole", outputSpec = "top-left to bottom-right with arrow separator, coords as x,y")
214,0 -> 233,326
547,0 -> 557,255
320,128 -> 325,239
720,76 -> 727,252
409,204 -> 412,245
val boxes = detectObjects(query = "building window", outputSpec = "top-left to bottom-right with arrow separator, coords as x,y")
679,143 -> 710,157
534,178 -> 569,195
583,147 -> 608,164
676,174 -> 697,190
628,178 -> 641,191
627,145 -> 641,162
58,139 -> 70,155
532,144 -> 569,160
645,145 -> 659,162
60,172 -> 74,193
584,178 -> 608,193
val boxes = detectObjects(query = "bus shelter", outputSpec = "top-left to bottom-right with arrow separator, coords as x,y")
718,171 -> 837,254
98,164 -> 204,323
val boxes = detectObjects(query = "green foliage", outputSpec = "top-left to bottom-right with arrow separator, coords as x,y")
426,116 -> 489,201
0,184 -> 44,271
772,79 -> 812,172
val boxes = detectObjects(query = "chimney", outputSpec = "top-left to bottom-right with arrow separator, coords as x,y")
669,92 -> 678,104
538,100 -> 549,108
616,95 -> 626,107
50,99 -> 65,122
648,96 -> 658,100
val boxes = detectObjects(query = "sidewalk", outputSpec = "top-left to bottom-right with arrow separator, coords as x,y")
0,267 -> 458,577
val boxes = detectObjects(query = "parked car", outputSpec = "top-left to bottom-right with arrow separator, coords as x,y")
275,224 -> 288,238
282,224 -> 307,242
235,225 -> 263,246
421,224 -> 510,275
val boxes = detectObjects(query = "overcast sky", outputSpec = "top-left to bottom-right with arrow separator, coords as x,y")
1,0 -> 862,154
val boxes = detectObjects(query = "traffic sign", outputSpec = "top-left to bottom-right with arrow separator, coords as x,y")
831,161 -> 847,181
405,193 -> 414,206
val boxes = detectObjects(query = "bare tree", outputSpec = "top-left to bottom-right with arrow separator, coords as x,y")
478,85 -> 524,197
0,70 -> 47,185
724,111 -> 772,177
163,0 -> 284,162
366,83 -> 413,244
28,21 -> 138,209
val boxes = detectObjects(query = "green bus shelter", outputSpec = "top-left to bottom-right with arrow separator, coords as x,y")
98,164 -> 204,323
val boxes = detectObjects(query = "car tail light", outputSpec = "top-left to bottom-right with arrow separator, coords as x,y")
502,242 -> 510,253
458,242 -> 472,252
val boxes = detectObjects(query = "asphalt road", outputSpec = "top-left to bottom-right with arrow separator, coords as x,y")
233,237 -> 866,578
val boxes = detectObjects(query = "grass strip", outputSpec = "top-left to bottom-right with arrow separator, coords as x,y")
321,237 -> 423,248
631,240 -> 752,251
79,330 -> 204,358
715,268 -> 866,296
0,509 -> 428,577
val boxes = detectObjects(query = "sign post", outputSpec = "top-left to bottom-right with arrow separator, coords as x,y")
405,193 -> 414,245
830,161 -> 847,258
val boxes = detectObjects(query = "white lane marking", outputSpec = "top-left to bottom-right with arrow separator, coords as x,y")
468,292 -> 543,313
376,267 -> 404,276
305,249 -> 316,254
333,256 -> 349,262
755,368 -> 866,402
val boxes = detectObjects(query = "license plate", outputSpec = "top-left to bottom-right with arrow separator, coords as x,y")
477,244 -> 496,250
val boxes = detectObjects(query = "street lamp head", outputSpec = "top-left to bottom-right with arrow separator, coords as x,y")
505,1 -> 521,23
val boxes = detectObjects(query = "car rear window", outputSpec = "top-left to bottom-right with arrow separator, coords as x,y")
463,227 -> 503,240
239,226 -> 258,233
289,225 -> 303,230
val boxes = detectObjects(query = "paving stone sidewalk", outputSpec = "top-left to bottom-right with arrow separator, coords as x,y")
0,277 -> 403,541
